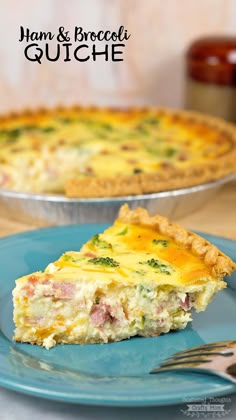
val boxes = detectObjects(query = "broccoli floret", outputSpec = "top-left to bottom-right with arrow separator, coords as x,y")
152,239 -> 168,247
89,257 -> 119,267
90,234 -> 112,249
139,258 -> 172,275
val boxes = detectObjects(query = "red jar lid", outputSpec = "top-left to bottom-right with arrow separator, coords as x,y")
186,36 -> 236,85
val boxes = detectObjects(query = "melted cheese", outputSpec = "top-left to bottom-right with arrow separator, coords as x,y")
45,220 -> 213,287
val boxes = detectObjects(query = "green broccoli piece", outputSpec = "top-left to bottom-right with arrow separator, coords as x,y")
89,257 -> 119,267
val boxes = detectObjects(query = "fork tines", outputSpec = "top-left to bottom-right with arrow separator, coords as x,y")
150,340 -> 236,374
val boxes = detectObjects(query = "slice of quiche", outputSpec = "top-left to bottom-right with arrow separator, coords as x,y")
13,205 -> 235,349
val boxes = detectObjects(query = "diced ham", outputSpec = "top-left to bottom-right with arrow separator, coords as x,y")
156,305 -> 164,314
90,303 -> 115,327
41,274 -> 52,285
0,172 -> 10,187
43,282 -> 76,299
160,162 -> 174,170
121,144 -> 137,151
22,275 -> 39,297
22,284 -> 35,297
84,252 -> 97,258
178,153 -> 188,161
179,294 -> 191,311
82,166 -> 94,176
53,282 -> 76,299
23,273 -> 75,300
58,139 -> 66,145
24,316 -> 43,326
45,164 -> 58,178
28,275 -> 39,285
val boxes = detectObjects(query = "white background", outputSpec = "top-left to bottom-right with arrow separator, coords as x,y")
0,0 -> 236,112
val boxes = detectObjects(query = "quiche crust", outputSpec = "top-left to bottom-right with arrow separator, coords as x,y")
119,204 -> 236,279
0,106 -> 235,197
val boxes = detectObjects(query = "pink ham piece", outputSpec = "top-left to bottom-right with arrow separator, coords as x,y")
90,303 -> 115,327
179,294 -> 191,311
23,277 -> 76,300
156,305 -> 164,314
0,172 -> 10,187
22,275 -> 39,297
84,252 -> 97,258
121,144 -> 138,151
24,316 -> 44,326
43,282 -> 76,299
45,164 -> 58,178
178,153 -> 188,161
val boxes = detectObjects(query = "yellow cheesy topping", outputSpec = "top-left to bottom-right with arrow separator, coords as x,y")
47,220 -> 213,287
0,108 -> 234,194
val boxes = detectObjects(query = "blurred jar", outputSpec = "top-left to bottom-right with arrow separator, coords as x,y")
185,36 -> 236,123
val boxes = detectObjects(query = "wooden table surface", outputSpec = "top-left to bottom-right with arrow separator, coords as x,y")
0,181 -> 235,239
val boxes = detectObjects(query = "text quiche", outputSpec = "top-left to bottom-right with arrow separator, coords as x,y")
0,107 -> 235,197
13,204 -> 235,348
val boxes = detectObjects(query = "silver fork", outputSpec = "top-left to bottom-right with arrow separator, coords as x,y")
150,340 -> 236,383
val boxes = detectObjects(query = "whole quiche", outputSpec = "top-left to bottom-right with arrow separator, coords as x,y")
0,107 -> 235,197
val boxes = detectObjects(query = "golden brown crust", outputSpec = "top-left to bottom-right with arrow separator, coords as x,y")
66,160 -> 235,198
66,174 -> 143,198
0,106 -> 236,198
118,204 -> 236,278
13,334 -> 132,346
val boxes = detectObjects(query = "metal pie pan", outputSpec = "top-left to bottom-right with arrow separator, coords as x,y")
0,174 -> 235,226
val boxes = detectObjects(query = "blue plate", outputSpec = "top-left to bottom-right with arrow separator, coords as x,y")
0,224 -> 235,406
